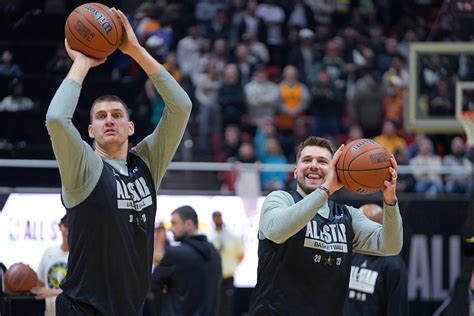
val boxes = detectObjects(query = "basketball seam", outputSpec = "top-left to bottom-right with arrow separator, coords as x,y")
75,8 -> 116,46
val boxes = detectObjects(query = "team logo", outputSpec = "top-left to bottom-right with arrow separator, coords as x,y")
47,262 -> 67,289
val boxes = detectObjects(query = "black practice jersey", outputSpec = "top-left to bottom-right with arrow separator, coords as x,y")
249,191 -> 355,316
61,153 -> 157,315
343,253 -> 408,316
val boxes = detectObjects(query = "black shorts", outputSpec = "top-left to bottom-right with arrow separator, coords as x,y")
56,293 -> 102,316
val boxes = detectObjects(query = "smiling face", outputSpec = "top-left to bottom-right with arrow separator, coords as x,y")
294,145 -> 333,195
88,100 -> 134,154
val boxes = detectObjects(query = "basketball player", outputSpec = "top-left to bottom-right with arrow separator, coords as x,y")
248,136 -> 402,316
343,204 -> 408,316
46,8 -> 192,316
31,215 -> 69,316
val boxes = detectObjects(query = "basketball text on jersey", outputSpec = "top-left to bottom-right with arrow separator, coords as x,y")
116,177 -> 152,211
304,221 -> 348,252
348,264 -> 379,296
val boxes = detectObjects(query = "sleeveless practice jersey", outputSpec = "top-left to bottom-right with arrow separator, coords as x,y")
61,153 -> 157,315
343,253 -> 408,316
249,191 -> 354,316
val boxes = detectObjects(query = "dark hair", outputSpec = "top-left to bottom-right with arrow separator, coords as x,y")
296,136 -> 335,162
172,205 -> 198,227
90,95 -> 130,121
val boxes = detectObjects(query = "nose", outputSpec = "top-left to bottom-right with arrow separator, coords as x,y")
310,159 -> 319,169
105,113 -> 115,124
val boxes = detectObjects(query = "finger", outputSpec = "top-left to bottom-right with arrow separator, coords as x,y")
390,155 -> 398,169
389,167 -> 397,177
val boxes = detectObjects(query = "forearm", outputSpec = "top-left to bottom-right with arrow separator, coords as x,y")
134,68 -> 192,187
259,190 -> 328,244
351,203 -> 403,255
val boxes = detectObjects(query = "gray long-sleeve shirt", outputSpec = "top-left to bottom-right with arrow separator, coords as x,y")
258,189 -> 403,255
46,69 -> 192,208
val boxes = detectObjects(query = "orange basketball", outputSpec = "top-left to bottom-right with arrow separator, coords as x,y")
336,139 -> 391,194
65,2 -> 122,59
4,262 -> 38,292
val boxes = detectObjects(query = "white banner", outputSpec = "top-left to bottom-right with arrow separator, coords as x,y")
0,193 -> 264,287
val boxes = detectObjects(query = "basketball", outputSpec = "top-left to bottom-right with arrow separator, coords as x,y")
336,139 -> 392,194
65,3 -> 122,59
4,262 -> 38,293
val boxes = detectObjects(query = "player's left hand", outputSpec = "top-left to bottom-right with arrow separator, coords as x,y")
382,155 -> 398,205
30,286 -> 61,299
112,8 -> 140,56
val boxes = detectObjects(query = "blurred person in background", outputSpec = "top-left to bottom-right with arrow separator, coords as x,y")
151,206 -> 221,316
31,215 -> 69,316
442,136 -> 472,194
343,204 -> 408,316
0,77 -> 35,112
208,211 -> 245,316
0,50 -> 23,77
409,137 -> 444,197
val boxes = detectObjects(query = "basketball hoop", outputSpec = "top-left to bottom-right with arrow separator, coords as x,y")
459,110 -> 474,146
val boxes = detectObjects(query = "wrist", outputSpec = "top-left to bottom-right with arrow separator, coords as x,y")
318,185 -> 331,197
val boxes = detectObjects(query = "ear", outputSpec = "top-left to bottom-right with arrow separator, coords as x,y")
128,121 -> 135,136
293,166 -> 297,179
88,124 -> 94,139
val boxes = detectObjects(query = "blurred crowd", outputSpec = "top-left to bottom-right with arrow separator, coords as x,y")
0,0 -> 473,195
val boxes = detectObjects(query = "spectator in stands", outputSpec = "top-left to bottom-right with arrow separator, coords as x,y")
287,28 -> 318,85
235,0 -> 267,45
443,136 -> 472,194
203,7 -> 232,42
46,45 -> 73,75
275,65 -> 310,133
382,54 -> 409,90
376,37 -> 400,74
346,124 -> 365,143
348,66 -> 384,138
176,23 -> 203,78
308,68 -> 345,138
373,120 -> 407,155
194,58 -> 223,153
420,54 -> 450,92
382,75 -> 406,128
308,40 -> 347,89
231,42 -> 260,85
0,78 -> 35,112
0,50 -> 22,77
428,78 -> 455,117
241,31 -> 270,66
343,204 -> 408,316
31,215 -> 69,316
409,137 -> 445,197
394,147 -> 416,193
255,118 -> 289,191
218,63 -> 247,129
283,0 -> 316,31
151,205 -> 221,316
217,124 -> 242,163
244,65 -> 280,126
208,210 -> 245,316
255,0 -> 287,67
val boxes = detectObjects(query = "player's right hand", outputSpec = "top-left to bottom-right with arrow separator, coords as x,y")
64,38 -> 106,67
323,144 -> 345,194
